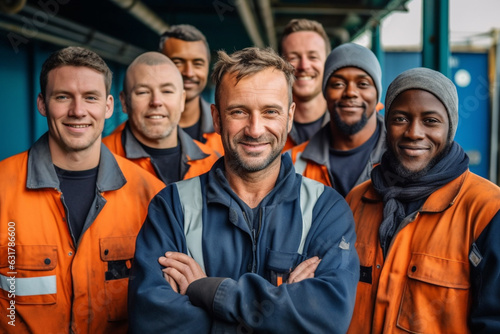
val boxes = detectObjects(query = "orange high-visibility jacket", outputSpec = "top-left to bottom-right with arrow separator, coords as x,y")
103,122 -> 219,184
0,134 -> 164,333
345,170 -> 500,334
287,113 -> 386,190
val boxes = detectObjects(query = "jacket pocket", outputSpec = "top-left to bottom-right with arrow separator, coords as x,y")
397,253 -> 470,334
265,249 -> 305,286
0,245 -> 57,305
100,236 -> 135,322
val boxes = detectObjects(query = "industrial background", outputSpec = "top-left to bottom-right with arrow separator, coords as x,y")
1,0 -> 499,183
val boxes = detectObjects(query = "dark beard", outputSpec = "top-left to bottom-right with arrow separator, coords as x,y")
385,139 -> 453,182
331,105 -> 369,135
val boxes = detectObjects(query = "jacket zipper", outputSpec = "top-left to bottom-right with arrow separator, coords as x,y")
243,210 -> 262,273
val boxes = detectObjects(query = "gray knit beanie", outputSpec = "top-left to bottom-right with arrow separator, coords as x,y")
385,67 -> 459,141
322,42 -> 382,102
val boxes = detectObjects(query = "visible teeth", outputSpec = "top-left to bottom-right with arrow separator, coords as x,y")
69,125 -> 89,128
148,115 -> 164,119
297,76 -> 312,80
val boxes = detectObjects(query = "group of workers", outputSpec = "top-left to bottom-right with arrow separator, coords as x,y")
0,17 -> 498,334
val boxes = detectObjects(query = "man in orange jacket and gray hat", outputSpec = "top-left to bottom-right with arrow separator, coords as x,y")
346,67 -> 500,333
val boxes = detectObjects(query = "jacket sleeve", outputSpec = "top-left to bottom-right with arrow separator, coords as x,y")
470,209 -> 500,333
196,187 -> 360,333
128,185 -> 212,333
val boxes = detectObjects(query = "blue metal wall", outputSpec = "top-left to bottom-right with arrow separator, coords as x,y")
0,38 -> 128,161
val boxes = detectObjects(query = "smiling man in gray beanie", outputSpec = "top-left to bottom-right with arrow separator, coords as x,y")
288,42 -> 386,197
345,67 -> 500,333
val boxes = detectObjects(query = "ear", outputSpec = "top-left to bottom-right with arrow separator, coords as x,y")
119,91 -> 128,114
287,102 -> 295,134
105,94 -> 114,119
180,89 -> 186,114
37,93 -> 47,117
211,103 -> 221,135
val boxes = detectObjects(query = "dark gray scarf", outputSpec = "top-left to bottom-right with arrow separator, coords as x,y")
371,141 -> 469,256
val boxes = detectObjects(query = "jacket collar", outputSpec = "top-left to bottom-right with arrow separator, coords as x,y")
301,112 -> 386,169
27,133 -> 126,192
122,123 -> 209,162
362,170 -> 469,212
288,111 -> 330,146
206,153 -> 300,208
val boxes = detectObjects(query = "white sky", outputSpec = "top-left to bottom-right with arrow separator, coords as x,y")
354,0 -> 500,49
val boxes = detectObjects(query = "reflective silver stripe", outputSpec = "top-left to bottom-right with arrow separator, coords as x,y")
177,175 -> 324,269
293,151 -> 307,175
0,274 -> 56,296
176,177 -> 205,273
298,177 -> 325,254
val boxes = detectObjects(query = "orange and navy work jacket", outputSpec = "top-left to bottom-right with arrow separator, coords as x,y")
287,113 -> 385,190
0,134 -> 164,333
103,122 -> 219,185
345,170 -> 500,334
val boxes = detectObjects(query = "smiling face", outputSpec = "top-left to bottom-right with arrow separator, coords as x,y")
121,62 -> 185,148
37,65 -> 113,159
212,68 -> 294,174
325,67 -> 378,135
281,31 -> 327,102
161,38 -> 209,103
386,89 -> 450,177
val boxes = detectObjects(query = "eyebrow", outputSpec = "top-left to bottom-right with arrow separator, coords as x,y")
331,73 -> 371,80
51,89 -> 103,96
170,57 -> 206,63
226,104 -> 284,111
133,83 -> 177,90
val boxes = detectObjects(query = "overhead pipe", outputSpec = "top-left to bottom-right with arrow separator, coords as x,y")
108,0 -> 169,35
234,0 -> 265,48
257,0 -> 276,49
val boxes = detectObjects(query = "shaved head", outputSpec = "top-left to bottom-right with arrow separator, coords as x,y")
124,52 -> 182,93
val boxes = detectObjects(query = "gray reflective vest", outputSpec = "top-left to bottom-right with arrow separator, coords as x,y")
175,175 -> 324,272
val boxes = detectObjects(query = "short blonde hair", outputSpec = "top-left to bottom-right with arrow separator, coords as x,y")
211,47 -> 295,107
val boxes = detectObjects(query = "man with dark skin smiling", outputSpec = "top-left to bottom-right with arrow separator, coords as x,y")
346,67 -> 500,333
159,24 -> 223,154
288,43 -> 386,197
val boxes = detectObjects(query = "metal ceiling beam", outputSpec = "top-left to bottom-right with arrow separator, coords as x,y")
272,5 -> 407,16
257,0 -> 277,49
108,0 -> 169,35
352,0 -> 411,41
235,0 -> 265,48
0,5 -> 145,64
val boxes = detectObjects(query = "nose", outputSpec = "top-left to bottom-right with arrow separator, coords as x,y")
149,90 -> 163,108
68,98 -> 86,118
182,62 -> 195,78
343,82 -> 358,98
245,114 -> 265,138
405,121 -> 425,140
296,57 -> 311,71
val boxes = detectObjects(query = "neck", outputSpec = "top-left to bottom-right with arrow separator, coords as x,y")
49,137 -> 101,171
224,158 -> 281,208
330,112 -> 378,150
179,96 -> 201,128
130,125 -> 178,149
293,94 -> 327,123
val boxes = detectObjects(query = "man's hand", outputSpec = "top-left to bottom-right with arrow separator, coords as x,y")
158,252 -> 207,295
287,256 -> 321,284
